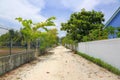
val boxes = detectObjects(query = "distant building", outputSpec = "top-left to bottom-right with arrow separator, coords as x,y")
105,7 -> 120,38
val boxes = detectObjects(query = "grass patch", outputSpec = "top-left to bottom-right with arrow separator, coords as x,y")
76,51 -> 120,75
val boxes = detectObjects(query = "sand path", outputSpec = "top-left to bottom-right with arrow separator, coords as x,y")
0,46 -> 120,80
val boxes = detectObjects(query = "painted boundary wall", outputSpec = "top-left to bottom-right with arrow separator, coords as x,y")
77,38 -> 120,69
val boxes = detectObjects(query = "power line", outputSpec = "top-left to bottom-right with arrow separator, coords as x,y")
0,24 -> 10,30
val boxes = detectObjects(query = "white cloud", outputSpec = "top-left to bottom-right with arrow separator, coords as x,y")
0,29 -> 8,35
0,0 -> 46,23
61,0 -> 118,11
76,0 -> 99,11
0,0 -> 119,37
28,0 -> 45,9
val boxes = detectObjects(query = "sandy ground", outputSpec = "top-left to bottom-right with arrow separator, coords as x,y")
0,46 -> 120,80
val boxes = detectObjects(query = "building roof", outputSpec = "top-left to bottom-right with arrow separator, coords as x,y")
105,7 -> 120,27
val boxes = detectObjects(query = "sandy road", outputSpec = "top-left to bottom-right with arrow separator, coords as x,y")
0,46 -> 120,80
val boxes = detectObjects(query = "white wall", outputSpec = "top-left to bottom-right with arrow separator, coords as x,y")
77,38 -> 120,69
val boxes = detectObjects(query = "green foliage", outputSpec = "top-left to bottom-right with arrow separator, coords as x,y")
0,32 -> 10,42
9,29 -> 15,38
39,29 -> 58,50
82,36 -> 89,42
88,29 -> 108,41
77,52 -> 120,75
105,26 -> 120,38
61,9 -> 107,42
105,26 -> 116,38
61,35 -> 77,46
16,17 -> 56,49
34,16 -> 56,31
117,27 -> 120,38
0,30 -> 21,42
106,26 -> 115,35
0,30 -> 25,46
16,17 -> 56,41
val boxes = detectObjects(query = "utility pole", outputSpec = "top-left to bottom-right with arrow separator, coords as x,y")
9,29 -> 14,55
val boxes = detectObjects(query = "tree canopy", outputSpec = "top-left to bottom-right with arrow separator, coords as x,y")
16,17 -> 56,49
61,9 -> 107,42
39,28 -> 58,50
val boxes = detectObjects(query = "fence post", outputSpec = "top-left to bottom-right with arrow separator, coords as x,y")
10,38 -> 12,55
35,39 -> 40,57
9,29 -> 14,55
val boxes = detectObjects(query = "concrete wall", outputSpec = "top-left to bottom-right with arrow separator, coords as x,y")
0,51 -> 35,75
77,38 -> 120,69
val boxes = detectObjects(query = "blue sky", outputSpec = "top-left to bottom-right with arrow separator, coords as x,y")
0,0 -> 120,37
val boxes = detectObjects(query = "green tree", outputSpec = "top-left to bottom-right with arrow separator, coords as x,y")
39,28 -> 58,51
61,35 -> 77,50
16,17 -> 56,49
106,26 -> 115,38
88,29 -> 108,41
116,27 -> 120,38
0,32 -> 10,46
0,30 -> 26,47
61,9 -> 105,42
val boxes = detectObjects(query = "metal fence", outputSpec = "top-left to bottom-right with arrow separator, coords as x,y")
0,50 -> 35,75
0,25 -> 36,76
0,41 -> 36,76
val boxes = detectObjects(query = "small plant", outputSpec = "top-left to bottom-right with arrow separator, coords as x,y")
77,52 -> 120,75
